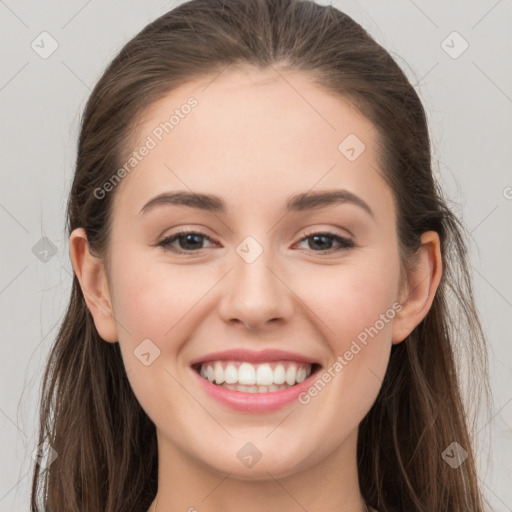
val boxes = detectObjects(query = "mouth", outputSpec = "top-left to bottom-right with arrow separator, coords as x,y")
191,360 -> 323,394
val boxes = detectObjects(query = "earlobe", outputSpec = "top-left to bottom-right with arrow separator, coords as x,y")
69,228 -> 119,343
391,231 -> 443,344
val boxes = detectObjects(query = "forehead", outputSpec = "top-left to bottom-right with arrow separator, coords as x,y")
112,65 -> 390,219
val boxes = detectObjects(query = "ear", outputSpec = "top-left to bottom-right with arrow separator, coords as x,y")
69,227 -> 118,343
391,231 -> 443,344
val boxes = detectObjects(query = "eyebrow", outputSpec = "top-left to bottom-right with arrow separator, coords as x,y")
139,189 -> 374,218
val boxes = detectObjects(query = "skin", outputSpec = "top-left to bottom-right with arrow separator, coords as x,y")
70,65 -> 442,512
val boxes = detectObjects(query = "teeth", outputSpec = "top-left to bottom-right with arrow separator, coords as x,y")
239,362 -> 256,385
225,364 -> 238,384
273,364 -> 286,385
296,367 -> 307,383
198,360 -> 314,391
285,365 -> 296,386
256,364 -> 274,385
222,383 -> 291,392
214,362 -> 225,384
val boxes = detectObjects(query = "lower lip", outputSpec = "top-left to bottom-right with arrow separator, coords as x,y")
191,365 -> 320,413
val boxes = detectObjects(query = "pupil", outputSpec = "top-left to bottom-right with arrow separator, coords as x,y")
182,234 -> 202,250
311,235 -> 330,250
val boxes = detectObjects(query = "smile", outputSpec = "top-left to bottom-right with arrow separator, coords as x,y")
194,360 -> 318,393
189,348 -> 323,412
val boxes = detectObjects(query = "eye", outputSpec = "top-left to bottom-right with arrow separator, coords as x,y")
295,231 -> 354,254
156,230 -> 216,254
156,229 -> 354,255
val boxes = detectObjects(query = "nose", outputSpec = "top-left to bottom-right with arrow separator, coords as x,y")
218,239 -> 295,331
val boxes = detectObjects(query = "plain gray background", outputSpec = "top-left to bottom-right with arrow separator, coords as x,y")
1,0 -> 511,510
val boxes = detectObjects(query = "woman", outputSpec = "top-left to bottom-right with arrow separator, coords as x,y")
30,0 -> 491,510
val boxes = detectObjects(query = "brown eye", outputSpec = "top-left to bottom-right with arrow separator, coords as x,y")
157,230 -> 216,254
296,231 -> 354,253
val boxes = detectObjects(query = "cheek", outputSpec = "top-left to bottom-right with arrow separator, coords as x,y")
295,259 -> 400,430
107,252 -> 202,420
109,250 -> 206,343
300,253 -> 401,352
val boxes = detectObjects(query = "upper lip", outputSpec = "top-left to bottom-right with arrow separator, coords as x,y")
189,348 -> 321,367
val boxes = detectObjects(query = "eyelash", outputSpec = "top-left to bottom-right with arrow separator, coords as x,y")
156,229 -> 354,255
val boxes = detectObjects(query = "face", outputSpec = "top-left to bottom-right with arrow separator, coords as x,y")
84,66 -> 407,479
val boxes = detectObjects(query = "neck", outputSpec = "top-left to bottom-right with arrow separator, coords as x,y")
149,428 -> 368,512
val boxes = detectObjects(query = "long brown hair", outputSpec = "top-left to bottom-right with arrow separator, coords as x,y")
30,0 -> 491,510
